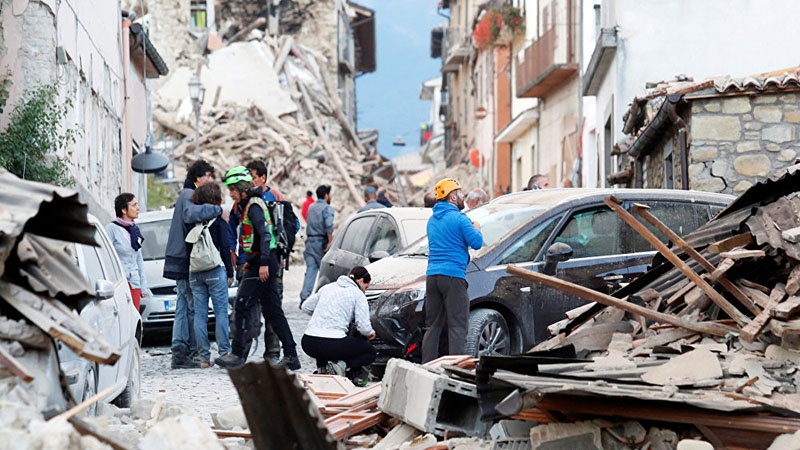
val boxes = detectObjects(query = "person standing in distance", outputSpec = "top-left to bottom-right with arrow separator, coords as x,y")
300,185 -> 334,305
422,178 -> 483,363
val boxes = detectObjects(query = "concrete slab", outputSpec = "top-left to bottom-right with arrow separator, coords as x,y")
641,349 -> 722,386
378,359 -> 489,437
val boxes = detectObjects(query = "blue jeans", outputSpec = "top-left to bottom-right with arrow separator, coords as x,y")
300,239 -> 324,302
171,278 -> 195,354
190,265 -> 231,362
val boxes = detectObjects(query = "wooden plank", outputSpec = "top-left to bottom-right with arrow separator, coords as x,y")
0,344 -> 35,382
213,429 -> 252,439
707,233 -> 754,254
632,203 -> 760,316
615,199 -> 750,326
719,249 -> 766,260
325,398 -> 387,439
737,284 -> 772,309
273,36 -> 295,75
51,385 -> 118,422
769,319 -> 800,337
506,265 -> 735,337
325,383 -> 381,408
740,284 -> 786,343
710,258 -> 735,283
771,295 -> 800,320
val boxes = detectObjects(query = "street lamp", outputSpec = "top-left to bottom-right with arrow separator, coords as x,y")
188,73 -> 205,160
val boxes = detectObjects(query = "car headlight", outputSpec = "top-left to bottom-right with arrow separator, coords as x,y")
377,281 -> 426,317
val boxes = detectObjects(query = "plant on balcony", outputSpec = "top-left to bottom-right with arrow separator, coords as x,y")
472,4 -> 525,50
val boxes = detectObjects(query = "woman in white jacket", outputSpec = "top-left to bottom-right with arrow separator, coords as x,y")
301,266 -> 376,386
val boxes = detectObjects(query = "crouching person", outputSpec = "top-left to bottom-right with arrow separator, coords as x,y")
301,266 -> 376,386
216,168 -> 301,370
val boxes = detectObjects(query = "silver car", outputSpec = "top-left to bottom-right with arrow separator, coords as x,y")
59,214 -> 142,413
313,207 -> 432,293
137,209 -> 236,335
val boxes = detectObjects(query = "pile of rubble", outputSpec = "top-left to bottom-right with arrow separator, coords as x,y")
153,32 -> 410,222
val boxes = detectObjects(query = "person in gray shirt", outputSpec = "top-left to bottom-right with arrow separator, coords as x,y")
357,186 -> 386,213
300,185 -> 334,305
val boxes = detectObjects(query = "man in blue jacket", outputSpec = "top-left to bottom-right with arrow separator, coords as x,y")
422,178 -> 483,363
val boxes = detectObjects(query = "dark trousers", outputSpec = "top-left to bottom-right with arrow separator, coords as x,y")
421,275 -> 469,363
231,258 -> 297,358
264,263 -> 283,358
301,334 -> 376,374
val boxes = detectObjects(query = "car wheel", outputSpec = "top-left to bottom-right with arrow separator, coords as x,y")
112,340 -> 141,408
81,364 -> 98,417
464,309 -> 511,357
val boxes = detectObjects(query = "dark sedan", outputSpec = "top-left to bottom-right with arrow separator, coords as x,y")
365,188 -> 734,368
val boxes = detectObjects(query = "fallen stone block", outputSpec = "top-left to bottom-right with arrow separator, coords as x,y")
529,421 -> 602,450
676,439 -> 714,450
489,420 -> 536,440
211,405 -> 247,430
768,429 -> 800,450
379,359 -> 489,437
139,415 -> 225,450
374,423 -> 424,450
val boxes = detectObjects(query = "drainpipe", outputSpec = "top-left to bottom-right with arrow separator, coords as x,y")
666,99 -> 689,190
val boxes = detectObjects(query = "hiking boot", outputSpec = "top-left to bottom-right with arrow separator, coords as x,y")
274,355 -> 301,371
215,353 -> 246,369
264,353 -> 281,366
171,359 -> 200,369
325,360 -> 346,377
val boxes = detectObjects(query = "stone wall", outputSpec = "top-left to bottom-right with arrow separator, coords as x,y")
688,92 -> 800,194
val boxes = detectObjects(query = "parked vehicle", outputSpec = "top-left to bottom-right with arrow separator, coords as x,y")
313,207 -> 432,292
59,214 -> 143,412
366,188 -> 734,369
137,209 -> 237,335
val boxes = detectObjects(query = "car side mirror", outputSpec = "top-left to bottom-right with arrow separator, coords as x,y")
542,242 -> 573,276
368,251 -> 391,263
95,279 -> 115,300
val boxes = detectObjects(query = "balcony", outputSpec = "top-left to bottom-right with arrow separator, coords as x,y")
515,18 -> 578,97
442,27 -> 472,73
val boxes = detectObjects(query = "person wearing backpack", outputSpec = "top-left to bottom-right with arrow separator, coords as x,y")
217,167 -> 300,370
245,160 -> 299,364
187,183 -> 234,369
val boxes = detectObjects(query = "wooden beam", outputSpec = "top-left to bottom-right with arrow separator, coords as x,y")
740,284 -> 786,342
0,344 -> 35,382
50,385 -> 118,422
707,233 -> 754,254
710,258 -> 735,283
506,265 -> 735,337
771,295 -> 800,320
785,265 -> 800,295
273,36 -> 295,75
632,203 -> 760,316
227,17 -> 267,44
719,249 -> 766,260
613,199 -> 750,326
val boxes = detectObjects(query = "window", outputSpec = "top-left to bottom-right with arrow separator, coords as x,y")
191,1 -> 208,28
553,207 -> 622,258
498,214 -> 562,265
365,218 -> 399,255
624,202 -> 709,254
340,217 -> 374,255
80,244 -> 105,287
94,228 -> 123,282
139,219 -> 171,261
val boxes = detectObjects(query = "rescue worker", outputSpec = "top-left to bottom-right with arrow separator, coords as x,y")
216,167 -> 300,370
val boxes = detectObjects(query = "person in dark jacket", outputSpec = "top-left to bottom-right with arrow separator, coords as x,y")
422,178 -> 483,363
216,172 -> 300,370
189,183 -> 234,368
164,160 -> 223,369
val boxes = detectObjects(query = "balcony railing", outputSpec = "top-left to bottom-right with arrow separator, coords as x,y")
515,1 -> 578,97
442,27 -> 472,73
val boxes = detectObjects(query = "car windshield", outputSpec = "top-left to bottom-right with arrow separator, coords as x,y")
139,219 -> 171,261
399,204 -> 547,257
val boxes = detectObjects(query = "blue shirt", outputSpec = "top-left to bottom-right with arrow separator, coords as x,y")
426,202 -> 483,279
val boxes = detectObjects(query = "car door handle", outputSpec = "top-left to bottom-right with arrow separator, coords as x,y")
520,287 -> 531,293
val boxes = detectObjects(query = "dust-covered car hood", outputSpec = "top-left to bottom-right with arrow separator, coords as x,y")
365,254 -> 428,290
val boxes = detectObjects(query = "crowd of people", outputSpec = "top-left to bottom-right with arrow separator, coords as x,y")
108,160 -> 550,385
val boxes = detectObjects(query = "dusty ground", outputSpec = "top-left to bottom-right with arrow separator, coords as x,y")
140,266 -> 316,423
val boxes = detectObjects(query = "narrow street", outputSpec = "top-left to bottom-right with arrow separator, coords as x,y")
141,267 -> 315,422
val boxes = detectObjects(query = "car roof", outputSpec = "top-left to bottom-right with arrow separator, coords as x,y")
489,188 -> 734,209
138,208 -> 175,223
353,207 -> 432,220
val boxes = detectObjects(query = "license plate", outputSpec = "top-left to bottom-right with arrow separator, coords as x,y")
164,300 -> 174,311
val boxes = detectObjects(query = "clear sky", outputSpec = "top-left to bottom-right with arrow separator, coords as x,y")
355,0 -> 447,159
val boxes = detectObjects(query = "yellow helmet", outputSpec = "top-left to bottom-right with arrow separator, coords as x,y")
434,178 -> 462,200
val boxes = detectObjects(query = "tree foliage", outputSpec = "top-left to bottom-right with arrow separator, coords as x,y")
0,82 -> 77,186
